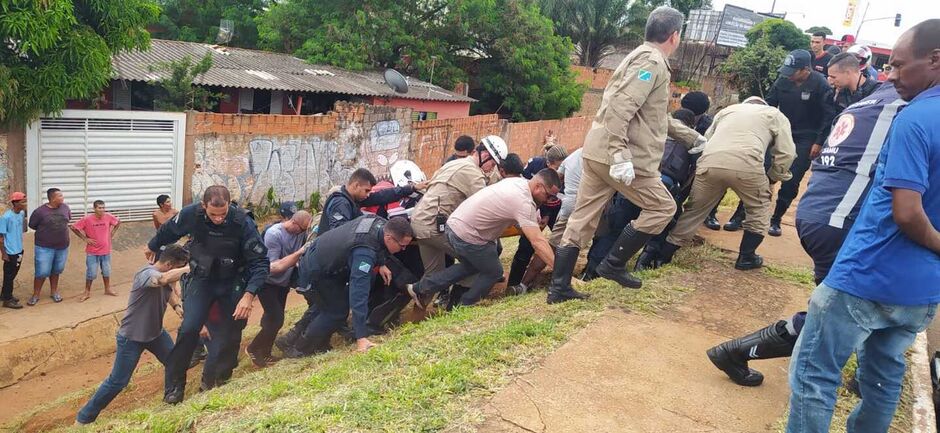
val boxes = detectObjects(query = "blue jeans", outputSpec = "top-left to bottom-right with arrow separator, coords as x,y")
77,332 -> 173,423
34,246 -> 67,278
85,254 -> 112,280
787,284 -> 937,433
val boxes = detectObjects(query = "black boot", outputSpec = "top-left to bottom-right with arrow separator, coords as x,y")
164,382 -> 185,404
580,264 -> 599,281
734,231 -> 765,270
706,320 -> 797,387
768,201 -> 787,237
595,224 -> 653,289
723,204 -> 745,231
547,246 -> 590,304
274,327 -> 300,354
633,249 -> 662,272
704,206 -> 721,231
507,254 -> 529,287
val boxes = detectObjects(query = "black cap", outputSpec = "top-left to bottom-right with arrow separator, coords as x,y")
778,49 -> 812,77
279,201 -> 297,219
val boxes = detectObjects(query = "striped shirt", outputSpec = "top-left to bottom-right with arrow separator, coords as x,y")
796,83 -> 906,229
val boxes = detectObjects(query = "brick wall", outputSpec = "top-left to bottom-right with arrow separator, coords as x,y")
185,103 -> 593,205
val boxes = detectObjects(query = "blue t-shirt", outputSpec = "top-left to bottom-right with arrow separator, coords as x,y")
824,85 -> 940,305
0,209 -> 25,255
797,83 -> 906,229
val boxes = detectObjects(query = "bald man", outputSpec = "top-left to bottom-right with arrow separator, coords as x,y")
246,210 -> 312,367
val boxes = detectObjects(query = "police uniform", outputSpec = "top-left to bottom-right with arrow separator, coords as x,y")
765,67 -> 837,228
411,157 -> 488,276
291,215 -> 391,354
548,42 -> 701,301
319,184 -> 416,235
148,203 -> 269,400
663,103 -> 796,267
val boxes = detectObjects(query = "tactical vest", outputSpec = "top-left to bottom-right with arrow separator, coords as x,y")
188,205 -> 245,279
318,187 -> 363,236
298,215 -> 387,287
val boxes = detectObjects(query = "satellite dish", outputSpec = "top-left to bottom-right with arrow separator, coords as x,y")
384,69 -> 409,94
216,19 -> 234,45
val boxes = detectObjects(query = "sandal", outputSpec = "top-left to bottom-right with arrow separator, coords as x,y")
51,293 -> 63,303
27,296 -> 39,306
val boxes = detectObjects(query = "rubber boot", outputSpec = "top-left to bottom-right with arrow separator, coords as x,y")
734,230 -> 765,270
547,246 -> 590,304
706,320 -> 797,386
595,224 -> 653,289
723,203 -> 746,231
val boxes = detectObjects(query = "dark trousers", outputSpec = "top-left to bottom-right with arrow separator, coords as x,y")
2,252 -> 22,300
367,253 -> 421,332
414,226 -> 503,306
586,193 -> 643,269
248,283 -> 290,357
796,219 -> 850,285
297,277 -> 350,353
774,139 -> 814,222
165,278 -> 242,394
78,332 -> 173,423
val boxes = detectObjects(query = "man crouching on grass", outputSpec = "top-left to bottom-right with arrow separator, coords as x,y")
76,244 -> 189,425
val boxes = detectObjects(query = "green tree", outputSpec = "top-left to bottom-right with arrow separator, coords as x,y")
668,0 -> 713,18
0,0 -> 159,127
746,19 -> 810,51
539,0 -> 656,67
258,0 -> 584,121
148,53 -> 221,111
805,26 -> 833,35
151,0 -> 267,49
719,38 -> 787,99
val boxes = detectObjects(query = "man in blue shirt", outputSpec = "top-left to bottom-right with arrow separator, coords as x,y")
786,20 -> 940,433
0,192 -> 27,309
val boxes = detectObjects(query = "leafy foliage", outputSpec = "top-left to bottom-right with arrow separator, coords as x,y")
151,0 -> 267,49
539,0 -> 650,67
0,0 -> 159,126
746,19 -> 810,51
719,38 -> 788,99
258,0 -> 584,121
148,53 -> 221,111
805,26 -> 833,36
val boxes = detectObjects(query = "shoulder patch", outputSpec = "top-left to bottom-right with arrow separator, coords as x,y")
358,261 -> 372,273
638,69 -> 653,82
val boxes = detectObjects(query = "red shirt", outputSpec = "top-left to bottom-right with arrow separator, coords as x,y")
73,213 -> 120,255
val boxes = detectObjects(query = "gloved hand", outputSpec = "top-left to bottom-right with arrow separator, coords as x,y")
688,136 -> 707,155
609,161 -> 635,186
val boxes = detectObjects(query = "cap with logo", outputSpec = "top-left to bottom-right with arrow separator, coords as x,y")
279,201 -> 298,219
778,49 -> 812,77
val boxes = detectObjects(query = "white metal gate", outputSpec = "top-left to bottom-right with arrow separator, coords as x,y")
26,110 -> 185,221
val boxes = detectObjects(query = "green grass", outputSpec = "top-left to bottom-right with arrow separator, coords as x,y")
60,243 -> 711,433
762,264 -> 816,287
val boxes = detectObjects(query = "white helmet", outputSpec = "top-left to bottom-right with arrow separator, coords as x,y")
847,45 -> 872,68
389,159 -> 427,188
479,135 -> 509,166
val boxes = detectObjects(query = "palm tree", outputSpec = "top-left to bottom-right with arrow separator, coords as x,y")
541,0 -> 658,67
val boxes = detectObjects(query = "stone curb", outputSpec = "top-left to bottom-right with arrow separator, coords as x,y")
911,332 -> 936,433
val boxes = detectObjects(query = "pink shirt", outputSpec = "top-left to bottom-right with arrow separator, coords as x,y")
74,213 -> 120,255
447,178 -> 539,245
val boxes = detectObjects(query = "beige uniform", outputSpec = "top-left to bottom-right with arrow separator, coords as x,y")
666,103 -> 797,245
561,42 -> 702,249
411,157 -> 489,274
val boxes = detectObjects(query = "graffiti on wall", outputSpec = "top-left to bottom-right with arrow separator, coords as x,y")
191,135 -> 357,204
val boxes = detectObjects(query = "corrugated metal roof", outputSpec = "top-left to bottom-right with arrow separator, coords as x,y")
111,39 -> 475,103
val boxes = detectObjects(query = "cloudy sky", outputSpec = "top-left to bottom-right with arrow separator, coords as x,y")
708,0 -> 940,49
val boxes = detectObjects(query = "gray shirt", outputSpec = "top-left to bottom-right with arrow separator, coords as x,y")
264,223 -> 306,287
118,265 -> 171,342
558,148 -> 584,219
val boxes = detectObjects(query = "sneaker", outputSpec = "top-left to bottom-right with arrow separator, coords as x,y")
506,284 -> 528,296
768,222 -> 782,237
2,299 -> 23,309
245,346 -> 267,368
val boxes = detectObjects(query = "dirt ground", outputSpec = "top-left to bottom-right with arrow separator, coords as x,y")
477,254 -> 810,433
